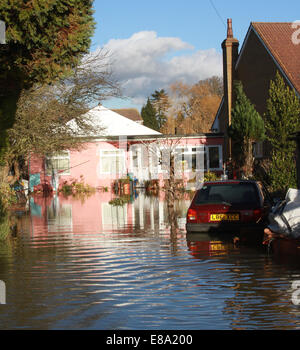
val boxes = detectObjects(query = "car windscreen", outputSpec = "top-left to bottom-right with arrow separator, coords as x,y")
194,183 -> 260,205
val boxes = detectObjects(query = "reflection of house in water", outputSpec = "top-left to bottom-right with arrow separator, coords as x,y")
29,192 -> 190,236
47,196 -> 73,233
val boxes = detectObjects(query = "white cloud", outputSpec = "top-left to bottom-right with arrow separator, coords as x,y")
99,31 -> 222,107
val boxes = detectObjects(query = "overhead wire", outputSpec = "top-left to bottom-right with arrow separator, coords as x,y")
208,0 -> 227,29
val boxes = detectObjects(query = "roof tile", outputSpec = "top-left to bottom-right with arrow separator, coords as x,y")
252,22 -> 300,94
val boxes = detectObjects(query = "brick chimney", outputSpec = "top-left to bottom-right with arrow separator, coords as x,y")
222,19 -> 239,160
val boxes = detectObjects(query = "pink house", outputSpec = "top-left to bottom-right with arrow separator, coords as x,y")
28,106 -> 224,192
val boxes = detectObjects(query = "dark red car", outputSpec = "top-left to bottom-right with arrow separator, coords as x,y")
186,180 -> 273,234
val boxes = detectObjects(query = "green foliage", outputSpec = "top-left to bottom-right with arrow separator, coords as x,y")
0,0 -> 95,159
204,171 -> 219,182
141,98 -> 159,131
0,212 -> 10,240
229,81 -> 265,175
141,90 -> 170,132
151,89 -> 170,130
230,81 -> 265,142
0,183 -> 15,240
0,0 -> 95,87
268,150 -> 297,194
59,176 -> 95,197
264,72 -> 300,192
0,182 -> 17,210
109,195 -> 131,206
265,72 -> 300,152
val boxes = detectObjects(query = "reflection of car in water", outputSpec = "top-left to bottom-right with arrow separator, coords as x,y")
186,233 -> 231,258
186,180 -> 273,235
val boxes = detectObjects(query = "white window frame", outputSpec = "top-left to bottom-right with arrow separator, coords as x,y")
100,149 -> 126,175
45,151 -> 70,175
174,145 -> 223,171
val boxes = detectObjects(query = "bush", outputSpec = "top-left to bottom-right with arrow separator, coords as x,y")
109,195 -> 131,206
204,171 -> 219,182
59,176 -> 96,197
0,182 -> 17,210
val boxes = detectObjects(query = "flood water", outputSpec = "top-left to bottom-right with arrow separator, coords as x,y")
1,190 -> 300,330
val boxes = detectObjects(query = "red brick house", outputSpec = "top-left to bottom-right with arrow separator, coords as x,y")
212,19 -> 300,162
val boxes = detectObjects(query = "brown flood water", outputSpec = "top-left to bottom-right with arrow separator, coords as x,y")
1,191 -> 300,330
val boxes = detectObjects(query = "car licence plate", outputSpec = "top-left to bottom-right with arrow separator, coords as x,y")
210,213 -> 239,221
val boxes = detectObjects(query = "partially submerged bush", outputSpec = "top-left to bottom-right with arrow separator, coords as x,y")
204,171 -> 219,182
109,195 -> 131,206
0,182 -> 17,210
59,176 -> 96,197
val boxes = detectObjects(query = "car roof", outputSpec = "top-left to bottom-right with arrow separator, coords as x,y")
203,179 -> 259,185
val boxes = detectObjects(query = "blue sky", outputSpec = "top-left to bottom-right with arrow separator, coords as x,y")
90,0 -> 300,111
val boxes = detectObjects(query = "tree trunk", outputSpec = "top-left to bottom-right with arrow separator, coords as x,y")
244,139 -> 253,178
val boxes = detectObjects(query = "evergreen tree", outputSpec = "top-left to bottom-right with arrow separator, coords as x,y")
141,98 -> 159,131
0,0 -> 95,155
151,89 -> 170,130
265,71 -> 300,193
229,81 -> 265,177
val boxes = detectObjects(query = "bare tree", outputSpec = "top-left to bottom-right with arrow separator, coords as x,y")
4,49 -> 121,183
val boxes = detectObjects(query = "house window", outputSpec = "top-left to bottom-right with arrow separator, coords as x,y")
174,146 -> 222,172
190,147 -> 206,171
253,141 -> 263,159
45,151 -> 70,175
141,145 -> 149,167
131,146 -> 139,168
100,150 -> 125,174
207,146 -> 222,170
157,144 -> 222,173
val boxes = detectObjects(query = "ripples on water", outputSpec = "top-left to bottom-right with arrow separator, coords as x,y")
1,192 -> 300,330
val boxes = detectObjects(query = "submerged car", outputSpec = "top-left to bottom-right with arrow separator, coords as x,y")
186,180 -> 273,234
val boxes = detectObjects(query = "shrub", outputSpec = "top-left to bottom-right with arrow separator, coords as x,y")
0,182 -> 17,210
204,171 -> 219,182
59,176 -> 95,197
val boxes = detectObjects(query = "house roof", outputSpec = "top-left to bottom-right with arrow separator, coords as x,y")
112,108 -> 143,122
70,105 -> 161,137
212,21 -> 300,131
250,22 -> 300,94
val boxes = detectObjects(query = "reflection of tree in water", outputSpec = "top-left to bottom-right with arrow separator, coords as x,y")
166,198 -> 187,256
167,204 -> 179,255
0,198 -> 23,241
0,211 -> 10,240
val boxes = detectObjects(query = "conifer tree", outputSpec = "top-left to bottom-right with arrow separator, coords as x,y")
151,89 -> 170,130
141,98 -> 159,131
229,81 -> 265,177
0,0 -> 95,155
265,72 -> 300,193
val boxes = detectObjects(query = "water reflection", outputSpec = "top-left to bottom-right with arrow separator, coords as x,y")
29,191 -> 190,236
1,192 -> 300,330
